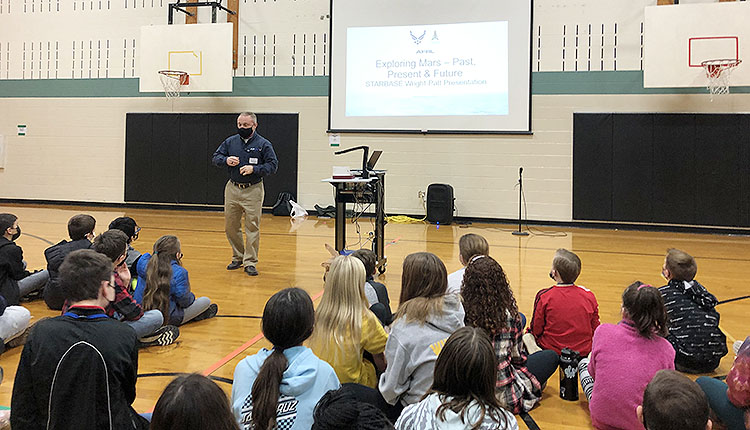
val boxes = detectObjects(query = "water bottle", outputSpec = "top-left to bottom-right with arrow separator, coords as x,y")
559,348 -> 580,401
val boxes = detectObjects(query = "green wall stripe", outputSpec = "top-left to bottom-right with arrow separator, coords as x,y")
532,70 -> 750,94
1,72 -> 749,97
0,76 -> 328,98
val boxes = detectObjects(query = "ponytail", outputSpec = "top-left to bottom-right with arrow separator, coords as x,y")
143,235 -> 181,323
250,288 -> 315,429
622,281 -> 669,338
251,348 -> 288,430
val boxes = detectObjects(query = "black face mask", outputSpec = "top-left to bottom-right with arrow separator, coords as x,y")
11,226 -> 21,241
238,127 -> 254,139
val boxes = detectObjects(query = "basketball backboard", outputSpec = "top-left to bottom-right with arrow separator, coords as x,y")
139,23 -> 233,93
644,2 -> 750,88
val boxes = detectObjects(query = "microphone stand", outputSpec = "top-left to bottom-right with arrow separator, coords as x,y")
512,167 -> 529,236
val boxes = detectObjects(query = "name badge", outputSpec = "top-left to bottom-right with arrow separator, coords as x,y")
248,157 -> 259,165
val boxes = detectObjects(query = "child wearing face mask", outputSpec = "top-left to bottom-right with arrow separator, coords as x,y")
0,213 -> 49,304
658,248 -> 727,373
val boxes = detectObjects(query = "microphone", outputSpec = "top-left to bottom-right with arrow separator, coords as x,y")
519,167 -> 523,175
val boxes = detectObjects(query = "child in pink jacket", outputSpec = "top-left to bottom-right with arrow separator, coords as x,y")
578,282 -> 675,430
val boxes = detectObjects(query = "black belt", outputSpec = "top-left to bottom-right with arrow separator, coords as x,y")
231,180 -> 261,189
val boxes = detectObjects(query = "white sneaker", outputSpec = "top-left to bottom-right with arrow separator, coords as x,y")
734,340 -> 743,355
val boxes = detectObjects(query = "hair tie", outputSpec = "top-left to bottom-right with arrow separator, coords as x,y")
153,251 -> 158,255
469,255 -> 485,264
638,283 -> 652,290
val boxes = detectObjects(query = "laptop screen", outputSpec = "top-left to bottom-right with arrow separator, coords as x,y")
367,150 -> 382,170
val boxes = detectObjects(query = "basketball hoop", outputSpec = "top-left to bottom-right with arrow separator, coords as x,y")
158,70 -> 189,99
701,59 -> 741,97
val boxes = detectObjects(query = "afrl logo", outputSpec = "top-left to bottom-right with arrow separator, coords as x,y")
410,30 -> 426,45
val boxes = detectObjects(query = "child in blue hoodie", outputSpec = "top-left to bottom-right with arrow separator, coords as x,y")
232,288 -> 340,430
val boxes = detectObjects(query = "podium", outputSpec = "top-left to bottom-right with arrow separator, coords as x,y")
323,170 -> 387,273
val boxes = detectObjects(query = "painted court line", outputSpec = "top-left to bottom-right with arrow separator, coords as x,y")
147,289 -> 325,412
200,288 -> 325,377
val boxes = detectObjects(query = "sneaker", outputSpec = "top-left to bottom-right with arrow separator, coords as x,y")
139,325 -> 180,347
226,261 -> 243,270
6,325 -> 33,349
244,266 -> 259,276
735,340 -> 743,355
192,304 -> 219,322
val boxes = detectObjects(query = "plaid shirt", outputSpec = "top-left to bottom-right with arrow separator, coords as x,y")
492,311 -> 542,414
65,272 -> 144,322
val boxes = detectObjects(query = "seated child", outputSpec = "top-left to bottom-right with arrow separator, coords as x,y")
43,214 -> 96,309
108,216 -> 142,280
659,248 -> 727,373
312,387 -> 393,430
640,370 -> 712,430
396,326 -> 518,430
462,256 -> 558,414
352,249 -> 392,326
447,233 -> 489,295
135,235 -> 217,325
378,252 -> 466,419
309,255 -> 388,388
232,288 -> 340,430
578,282 -> 675,430
526,249 -> 600,355
84,230 -> 179,347
697,336 -> 750,430
152,374 -> 239,430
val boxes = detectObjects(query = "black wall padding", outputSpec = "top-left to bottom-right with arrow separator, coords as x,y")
652,115 -> 696,224
572,114 -> 613,221
125,113 -> 299,208
574,113 -> 750,228
612,114 -> 653,222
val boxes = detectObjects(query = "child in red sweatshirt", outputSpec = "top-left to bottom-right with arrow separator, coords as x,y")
526,249 -> 600,355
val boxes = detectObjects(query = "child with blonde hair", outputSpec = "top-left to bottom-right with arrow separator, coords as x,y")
447,234 -> 489,295
309,255 -> 387,388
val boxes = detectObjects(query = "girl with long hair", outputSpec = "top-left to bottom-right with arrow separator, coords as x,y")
578,281 -> 675,430
134,235 -> 216,325
396,326 -> 518,430
309,255 -> 388,388
377,252 -> 465,418
231,288 -> 340,430
151,374 -> 239,430
461,255 -> 558,414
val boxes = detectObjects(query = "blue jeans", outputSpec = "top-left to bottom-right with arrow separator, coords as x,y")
696,376 -> 746,430
124,310 -> 163,339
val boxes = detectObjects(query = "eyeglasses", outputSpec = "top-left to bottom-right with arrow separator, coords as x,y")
105,280 -> 115,290
133,226 -> 141,240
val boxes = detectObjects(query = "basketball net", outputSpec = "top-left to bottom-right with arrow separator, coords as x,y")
701,59 -> 741,99
158,70 -> 189,99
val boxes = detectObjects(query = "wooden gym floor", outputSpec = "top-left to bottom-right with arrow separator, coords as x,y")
0,203 -> 746,429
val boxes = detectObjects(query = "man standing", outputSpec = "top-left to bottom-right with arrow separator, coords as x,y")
11,249 -> 149,429
0,213 -> 49,304
212,112 -> 278,276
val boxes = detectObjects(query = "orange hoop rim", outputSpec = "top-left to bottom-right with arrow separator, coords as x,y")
158,70 -> 189,84
701,59 -> 741,78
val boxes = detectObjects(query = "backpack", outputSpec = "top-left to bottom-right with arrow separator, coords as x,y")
272,192 -> 295,216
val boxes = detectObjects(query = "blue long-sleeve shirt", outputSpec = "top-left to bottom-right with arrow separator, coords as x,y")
211,132 -> 278,184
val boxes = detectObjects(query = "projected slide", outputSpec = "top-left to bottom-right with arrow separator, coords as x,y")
345,22 -> 508,117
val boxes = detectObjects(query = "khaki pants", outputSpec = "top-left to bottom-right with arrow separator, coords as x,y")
224,180 -> 264,267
